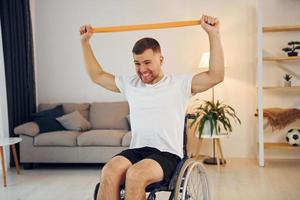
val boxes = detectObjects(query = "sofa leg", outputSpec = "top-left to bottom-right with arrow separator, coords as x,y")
23,163 -> 34,170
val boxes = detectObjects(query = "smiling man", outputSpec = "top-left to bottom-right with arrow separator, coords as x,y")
80,14 -> 224,200
132,39 -> 164,85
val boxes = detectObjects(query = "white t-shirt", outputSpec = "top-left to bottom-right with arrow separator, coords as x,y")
115,74 -> 193,158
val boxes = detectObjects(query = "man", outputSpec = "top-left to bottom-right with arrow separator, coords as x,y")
80,14 -> 224,200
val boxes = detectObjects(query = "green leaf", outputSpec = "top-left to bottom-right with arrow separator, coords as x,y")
294,41 -> 300,45
209,118 -> 214,136
198,116 -> 207,138
282,47 -> 292,52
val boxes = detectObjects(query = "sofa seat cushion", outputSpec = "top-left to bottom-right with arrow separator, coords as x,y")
77,130 -> 127,146
122,132 -> 132,147
34,131 -> 81,146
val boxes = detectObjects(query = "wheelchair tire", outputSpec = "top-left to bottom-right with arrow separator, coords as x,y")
174,158 -> 210,200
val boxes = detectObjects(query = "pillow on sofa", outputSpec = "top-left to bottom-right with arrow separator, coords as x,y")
38,103 -> 90,120
33,105 -> 66,133
56,111 -> 91,131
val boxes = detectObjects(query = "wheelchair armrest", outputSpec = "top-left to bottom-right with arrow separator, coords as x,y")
168,156 -> 189,190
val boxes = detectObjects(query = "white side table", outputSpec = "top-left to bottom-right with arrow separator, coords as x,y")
0,137 -> 22,187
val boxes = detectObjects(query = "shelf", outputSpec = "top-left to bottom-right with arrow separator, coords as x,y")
263,25 -> 300,32
264,142 -> 300,150
263,86 -> 300,90
263,56 -> 300,61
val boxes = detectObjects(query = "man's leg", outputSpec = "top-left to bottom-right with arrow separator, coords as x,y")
125,159 -> 164,200
97,156 -> 132,200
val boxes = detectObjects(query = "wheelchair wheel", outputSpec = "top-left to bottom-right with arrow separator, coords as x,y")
174,158 -> 210,200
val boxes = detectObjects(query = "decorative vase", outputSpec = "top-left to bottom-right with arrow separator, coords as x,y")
284,80 -> 291,87
196,120 -> 217,138
288,52 -> 298,57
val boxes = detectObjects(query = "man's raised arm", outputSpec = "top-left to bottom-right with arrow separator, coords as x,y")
191,15 -> 224,93
80,24 -> 120,93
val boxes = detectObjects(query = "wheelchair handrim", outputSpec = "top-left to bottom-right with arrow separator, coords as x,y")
175,158 -> 210,200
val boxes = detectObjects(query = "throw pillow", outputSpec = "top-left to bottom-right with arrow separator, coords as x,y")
56,111 -> 91,131
33,104 -> 65,133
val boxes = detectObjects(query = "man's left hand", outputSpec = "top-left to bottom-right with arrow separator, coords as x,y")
201,15 -> 220,35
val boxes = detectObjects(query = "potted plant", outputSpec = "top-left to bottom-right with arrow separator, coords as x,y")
282,41 -> 300,56
191,100 -> 241,138
283,73 -> 292,87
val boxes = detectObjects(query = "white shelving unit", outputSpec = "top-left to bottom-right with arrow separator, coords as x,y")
256,0 -> 300,167
257,0 -> 264,167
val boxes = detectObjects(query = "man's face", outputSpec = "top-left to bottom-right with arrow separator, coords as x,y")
133,49 -> 163,84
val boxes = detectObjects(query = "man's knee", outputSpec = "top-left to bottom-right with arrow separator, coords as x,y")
101,156 -> 132,183
126,165 -> 147,185
126,159 -> 164,188
101,163 -> 117,182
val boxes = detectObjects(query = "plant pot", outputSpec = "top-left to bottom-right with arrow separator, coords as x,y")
196,120 -> 217,138
287,52 -> 298,57
284,81 -> 291,87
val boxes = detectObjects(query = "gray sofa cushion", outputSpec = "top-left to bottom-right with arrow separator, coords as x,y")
77,130 -> 127,146
122,132 -> 132,147
89,102 -> 129,130
38,103 -> 90,120
34,131 -> 81,146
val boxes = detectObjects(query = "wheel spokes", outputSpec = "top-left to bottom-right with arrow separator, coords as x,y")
185,164 -> 208,200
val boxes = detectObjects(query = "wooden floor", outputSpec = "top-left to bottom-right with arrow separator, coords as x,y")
0,158 -> 299,200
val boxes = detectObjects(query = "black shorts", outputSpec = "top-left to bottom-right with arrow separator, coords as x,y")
115,146 -> 181,182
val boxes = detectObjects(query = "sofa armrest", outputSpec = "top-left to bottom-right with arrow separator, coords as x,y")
14,122 -> 40,137
122,131 -> 132,147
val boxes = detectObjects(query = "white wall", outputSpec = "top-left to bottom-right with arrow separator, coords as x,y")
0,21 -> 10,171
31,0 -> 258,158
30,0 -> 39,107
31,0 -> 299,158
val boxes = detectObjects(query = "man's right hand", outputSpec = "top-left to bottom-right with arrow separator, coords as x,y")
80,24 -> 120,93
80,24 -> 93,43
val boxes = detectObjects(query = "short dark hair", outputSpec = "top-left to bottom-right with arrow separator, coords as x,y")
132,37 -> 161,55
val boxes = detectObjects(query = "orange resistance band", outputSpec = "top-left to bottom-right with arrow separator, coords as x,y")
92,20 -> 201,33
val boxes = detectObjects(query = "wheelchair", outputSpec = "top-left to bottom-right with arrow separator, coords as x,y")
93,114 -> 210,200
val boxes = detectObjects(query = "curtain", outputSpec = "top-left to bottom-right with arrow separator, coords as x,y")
0,0 -> 36,166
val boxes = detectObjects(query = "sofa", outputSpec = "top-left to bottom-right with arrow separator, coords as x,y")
14,101 -> 131,168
